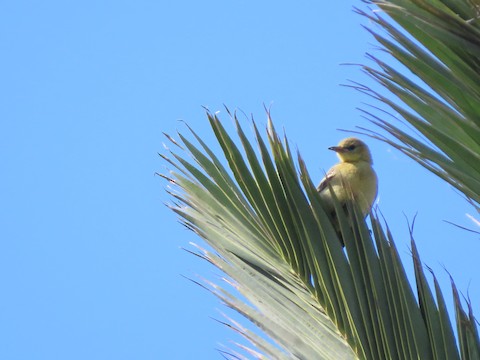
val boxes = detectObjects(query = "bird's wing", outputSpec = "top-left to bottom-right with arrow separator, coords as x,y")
317,166 -> 337,192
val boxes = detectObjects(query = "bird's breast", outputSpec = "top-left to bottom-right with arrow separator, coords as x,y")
324,162 -> 378,215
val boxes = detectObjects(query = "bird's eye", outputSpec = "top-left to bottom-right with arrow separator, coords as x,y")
347,145 -> 356,151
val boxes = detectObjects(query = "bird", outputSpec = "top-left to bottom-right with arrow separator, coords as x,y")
317,137 -> 378,245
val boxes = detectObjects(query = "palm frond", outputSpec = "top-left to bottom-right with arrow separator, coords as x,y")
162,111 -> 479,359
356,0 -> 480,212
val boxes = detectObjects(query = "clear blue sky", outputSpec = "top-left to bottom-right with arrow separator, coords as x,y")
1,1 -> 478,359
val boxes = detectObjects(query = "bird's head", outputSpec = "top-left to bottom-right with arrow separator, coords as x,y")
329,137 -> 373,164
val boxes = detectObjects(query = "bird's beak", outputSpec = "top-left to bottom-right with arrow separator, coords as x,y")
328,146 -> 347,153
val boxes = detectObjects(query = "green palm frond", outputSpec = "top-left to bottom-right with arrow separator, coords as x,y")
356,0 -> 480,211
161,111 -> 479,359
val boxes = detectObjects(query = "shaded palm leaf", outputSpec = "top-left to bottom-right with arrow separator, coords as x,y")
356,0 -> 480,211
161,111 -> 478,359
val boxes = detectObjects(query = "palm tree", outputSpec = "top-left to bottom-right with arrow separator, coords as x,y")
161,0 -> 480,358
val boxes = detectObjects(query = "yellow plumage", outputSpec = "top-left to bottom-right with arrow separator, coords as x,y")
317,137 -> 378,244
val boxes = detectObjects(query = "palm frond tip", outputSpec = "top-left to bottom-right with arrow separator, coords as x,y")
357,0 -> 480,210
162,111 -> 478,359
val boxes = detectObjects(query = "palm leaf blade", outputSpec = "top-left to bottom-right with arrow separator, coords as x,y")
358,0 -> 480,210
162,109 -> 478,358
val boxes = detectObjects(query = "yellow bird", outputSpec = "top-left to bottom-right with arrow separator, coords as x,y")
317,137 -> 378,244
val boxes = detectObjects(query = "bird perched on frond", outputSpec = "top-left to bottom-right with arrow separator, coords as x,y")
317,137 -> 378,246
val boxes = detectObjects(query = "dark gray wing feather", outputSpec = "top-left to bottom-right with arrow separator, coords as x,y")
317,168 -> 336,192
